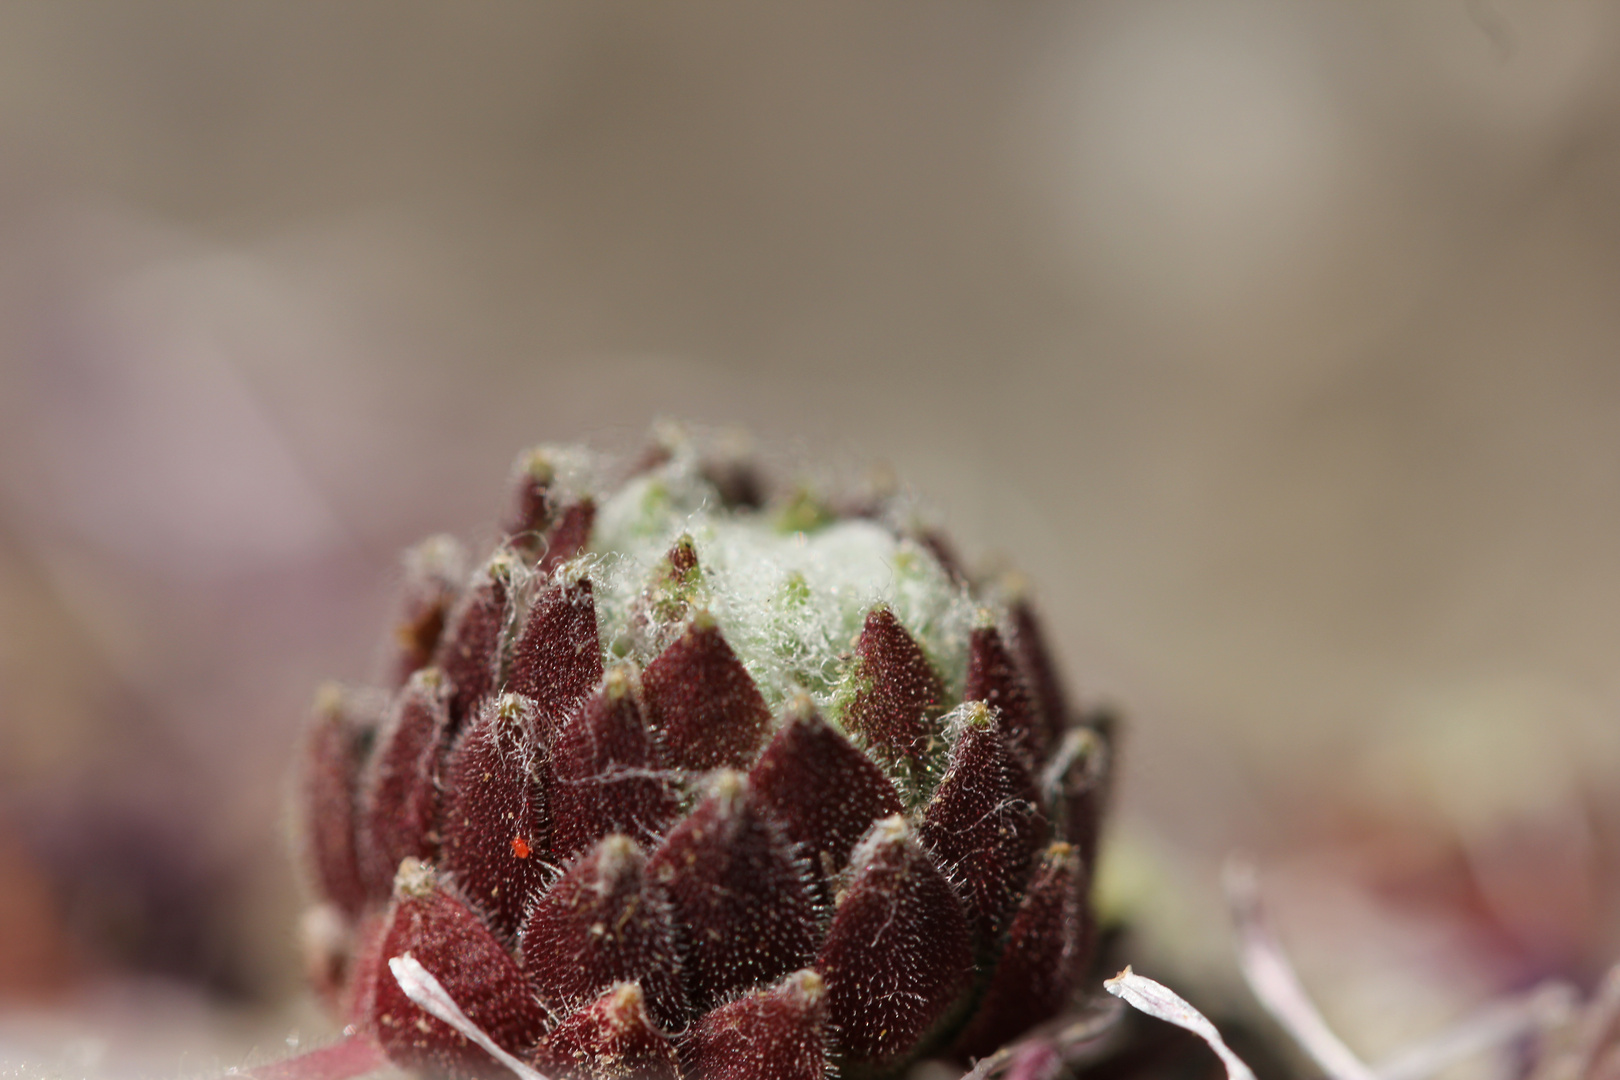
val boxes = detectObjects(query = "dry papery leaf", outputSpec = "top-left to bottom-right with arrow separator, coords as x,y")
1105,859 -> 1618,1080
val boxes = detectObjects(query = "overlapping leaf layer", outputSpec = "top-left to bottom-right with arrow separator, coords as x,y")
299,435 -> 1110,1080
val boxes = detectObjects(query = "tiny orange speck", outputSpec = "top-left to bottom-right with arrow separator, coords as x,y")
511,836 -> 531,858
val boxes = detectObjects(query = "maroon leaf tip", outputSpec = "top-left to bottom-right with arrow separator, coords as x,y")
533,982 -> 682,1080
839,606 -> 946,770
951,841 -> 1092,1059
642,616 -> 771,771
504,447 -> 558,542
684,968 -> 830,1080
648,771 -> 819,1012
667,534 -> 699,580
918,529 -> 967,586
701,435 -> 768,511
539,498 -> 598,576
1038,727 -> 1109,872
506,576 -> 603,736
302,684 -> 374,918
363,860 -> 547,1080
522,834 -> 687,1034
550,664 -> 679,860
440,693 -> 551,941
630,536 -> 707,656
921,703 -> 1046,947
965,615 -> 1045,767
749,694 -> 903,892
359,669 -> 452,902
435,552 -> 523,732
393,535 -> 466,686
1006,591 -> 1072,751
298,903 -> 355,1016
816,816 -> 973,1068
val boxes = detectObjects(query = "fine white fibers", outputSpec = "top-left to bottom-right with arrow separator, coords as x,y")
587,458 -> 978,717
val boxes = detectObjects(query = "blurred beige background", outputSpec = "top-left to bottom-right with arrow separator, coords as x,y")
1,2 -> 1619,1074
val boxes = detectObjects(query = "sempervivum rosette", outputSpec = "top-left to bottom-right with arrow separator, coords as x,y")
297,429 -> 1112,1080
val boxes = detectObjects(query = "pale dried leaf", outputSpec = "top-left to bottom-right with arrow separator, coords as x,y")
389,953 -> 552,1080
1533,964 -> 1620,1080
1104,966 -> 1256,1080
1378,980 -> 1577,1080
1224,858 -> 1377,1080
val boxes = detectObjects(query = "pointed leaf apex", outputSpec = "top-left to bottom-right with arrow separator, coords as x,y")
407,665 -> 445,691
313,680 -> 347,719
607,980 -> 645,1011
667,535 -> 699,579
518,446 -> 558,486
784,968 -> 825,1005
411,532 -> 467,570
597,834 -> 643,881
849,814 -> 912,872
494,692 -> 530,723
393,857 -> 437,900
776,486 -> 835,534
486,548 -> 524,583
709,768 -> 748,810
783,689 -> 819,724
998,569 -> 1032,603
961,700 -> 995,731
552,551 -> 596,585
602,663 -> 636,701
841,606 -> 946,768
643,619 -> 771,770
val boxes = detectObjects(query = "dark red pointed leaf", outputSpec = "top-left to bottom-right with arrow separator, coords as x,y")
951,843 -> 1092,1059
506,576 -> 603,737
301,685 -> 376,917
683,969 -> 829,1080
531,982 -> 683,1080
748,695 -> 902,894
342,908 -> 389,1026
633,437 -> 675,476
1008,596 -> 1072,756
630,536 -> 707,656
538,498 -> 597,576
392,536 -> 465,686
247,1033 -> 387,1080
359,670 -> 451,899
839,606 -> 945,770
550,667 -> 679,861
299,903 -> 355,1016
642,616 -> 770,771
816,817 -> 972,1068
504,447 -> 557,545
440,694 -> 551,941
363,860 -> 548,1080
918,529 -> 967,586
666,534 -> 699,580
921,703 -> 1047,946
965,618 -> 1045,768
434,553 -> 521,732
648,772 -> 818,1012
1039,727 -> 1110,873
522,835 -> 687,1033
702,453 -> 767,511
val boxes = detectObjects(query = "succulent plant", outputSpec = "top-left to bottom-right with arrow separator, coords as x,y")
296,429 -> 1112,1080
